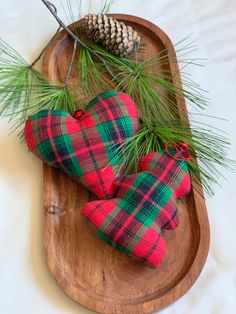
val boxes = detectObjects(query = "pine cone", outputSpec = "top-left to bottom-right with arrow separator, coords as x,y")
81,14 -> 141,57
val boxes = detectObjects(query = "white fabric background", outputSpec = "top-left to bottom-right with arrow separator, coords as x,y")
0,1 -> 236,313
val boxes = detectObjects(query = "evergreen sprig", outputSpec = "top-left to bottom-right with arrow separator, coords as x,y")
78,46 -> 113,95
112,121 -> 235,197
0,38 -> 78,135
79,41 -> 209,125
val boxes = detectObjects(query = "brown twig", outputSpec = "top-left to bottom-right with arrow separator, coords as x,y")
64,39 -> 77,84
41,0 -> 116,79
30,26 -> 61,68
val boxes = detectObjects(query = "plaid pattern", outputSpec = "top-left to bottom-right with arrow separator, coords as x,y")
82,151 -> 191,268
24,91 -> 140,199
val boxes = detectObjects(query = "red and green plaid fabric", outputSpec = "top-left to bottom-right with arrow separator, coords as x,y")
24,89 -> 191,267
24,91 -> 140,199
82,151 -> 191,268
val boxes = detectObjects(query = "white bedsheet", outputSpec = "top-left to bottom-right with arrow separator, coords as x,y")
0,1 -> 236,313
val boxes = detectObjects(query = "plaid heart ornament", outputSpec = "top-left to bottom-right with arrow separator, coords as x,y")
24,91 -> 140,199
82,151 -> 191,268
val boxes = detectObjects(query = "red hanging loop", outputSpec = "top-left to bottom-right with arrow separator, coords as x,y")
73,109 -> 85,120
165,141 -> 191,161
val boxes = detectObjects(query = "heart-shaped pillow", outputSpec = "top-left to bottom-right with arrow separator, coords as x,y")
24,91 -> 140,199
82,151 -> 191,267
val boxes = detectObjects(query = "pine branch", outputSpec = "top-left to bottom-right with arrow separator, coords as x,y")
0,37 -> 79,135
41,0 -> 116,80
112,121 -> 235,197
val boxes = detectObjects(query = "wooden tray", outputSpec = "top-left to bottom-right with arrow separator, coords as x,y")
42,15 -> 210,314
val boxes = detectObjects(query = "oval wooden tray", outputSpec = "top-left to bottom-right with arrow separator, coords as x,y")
42,15 -> 210,314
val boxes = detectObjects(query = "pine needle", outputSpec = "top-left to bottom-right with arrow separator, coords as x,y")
100,0 -> 116,13
78,46 -> 113,95
57,0 -> 116,22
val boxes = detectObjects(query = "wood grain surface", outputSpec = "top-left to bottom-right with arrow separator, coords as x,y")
42,14 -> 210,314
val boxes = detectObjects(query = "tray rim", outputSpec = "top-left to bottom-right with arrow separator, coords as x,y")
42,13 -> 210,314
